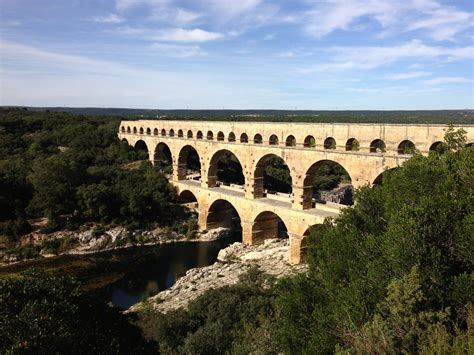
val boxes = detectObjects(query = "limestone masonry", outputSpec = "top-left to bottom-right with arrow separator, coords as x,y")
118,120 -> 474,263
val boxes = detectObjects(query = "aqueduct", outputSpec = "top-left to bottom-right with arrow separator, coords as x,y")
119,120 -> 474,264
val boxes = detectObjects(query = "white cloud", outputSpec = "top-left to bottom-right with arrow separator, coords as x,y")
422,76 -> 471,85
175,8 -> 201,24
304,40 -> 473,72
91,14 -> 125,24
113,26 -> 223,42
116,0 -> 169,11
303,0 -> 473,41
149,43 -> 205,57
384,71 -> 431,80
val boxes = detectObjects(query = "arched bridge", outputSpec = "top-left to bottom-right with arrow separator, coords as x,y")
118,120 -> 474,263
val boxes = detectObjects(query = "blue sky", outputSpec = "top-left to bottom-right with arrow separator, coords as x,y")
0,0 -> 473,109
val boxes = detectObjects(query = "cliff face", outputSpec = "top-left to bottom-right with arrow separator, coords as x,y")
128,239 -> 307,314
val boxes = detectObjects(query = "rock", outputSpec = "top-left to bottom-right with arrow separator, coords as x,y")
199,227 -> 232,241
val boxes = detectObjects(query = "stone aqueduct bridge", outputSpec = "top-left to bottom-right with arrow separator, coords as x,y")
118,120 -> 474,263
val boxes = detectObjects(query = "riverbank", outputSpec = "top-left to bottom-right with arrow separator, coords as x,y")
128,238 -> 307,314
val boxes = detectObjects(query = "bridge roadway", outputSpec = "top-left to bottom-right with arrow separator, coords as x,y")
118,120 -> 474,263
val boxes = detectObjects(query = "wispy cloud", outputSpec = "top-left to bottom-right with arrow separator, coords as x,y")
384,71 -> 431,80
113,26 -> 223,42
422,76 -> 471,85
90,14 -> 125,24
303,0 -> 473,41
149,43 -> 205,57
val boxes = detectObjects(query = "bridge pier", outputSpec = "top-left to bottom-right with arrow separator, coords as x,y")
291,185 -> 313,210
289,233 -> 307,264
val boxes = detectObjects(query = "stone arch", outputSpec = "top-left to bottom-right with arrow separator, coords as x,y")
398,140 -> 416,155
121,126 -> 125,133
206,199 -> 242,237
187,130 -> 193,138
429,141 -> 447,154
133,127 -> 137,134
177,145 -> 201,180
134,139 -> 149,159
207,149 -> 245,188
253,153 -> 292,198
153,142 -> 172,170
161,128 -> 166,136
254,133 -> 263,144
177,190 -> 198,205
169,129 -> 175,137
178,129 -> 183,137
285,135 -> 296,147
304,135 -> 316,148
240,133 -> 248,143
372,167 -> 398,186
153,128 -> 158,135
217,131 -> 225,141
345,138 -> 359,151
139,127 -> 144,134
370,139 -> 386,153
228,132 -> 236,142
301,160 -> 353,209
127,126 -> 131,133
197,130 -> 203,139
121,138 -> 129,145
269,134 -> 279,145
324,137 -> 336,149
146,128 -> 151,135
251,211 -> 288,245
207,130 -> 214,140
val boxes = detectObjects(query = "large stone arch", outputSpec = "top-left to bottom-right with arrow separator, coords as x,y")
153,142 -> 172,169
250,210 -> 289,245
177,189 -> 198,204
134,139 -> 149,159
251,153 -> 294,198
206,148 -> 245,188
205,199 -> 242,234
176,145 -> 202,180
299,159 -> 353,209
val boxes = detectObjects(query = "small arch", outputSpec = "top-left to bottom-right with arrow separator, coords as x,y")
127,126 -> 131,133
370,139 -> 385,153
207,131 -> 214,140
121,138 -> 129,145
121,126 -> 125,133
251,211 -> 288,245
134,139 -> 149,160
324,137 -> 336,149
398,140 -> 416,155
254,134 -> 263,144
161,129 -> 166,136
197,131 -> 203,139
285,135 -> 296,147
345,138 -> 359,151
429,141 -> 447,154
169,129 -> 175,137
240,133 -> 248,143
304,135 -> 316,148
187,130 -> 193,138
139,127 -> 144,134
269,134 -> 279,145
217,131 -> 225,141
153,128 -> 158,135
206,199 -> 242,239
178,129 -> 183,137
133,127 -> 137,134
146,128 -> 151,135
228,132 -> 236,142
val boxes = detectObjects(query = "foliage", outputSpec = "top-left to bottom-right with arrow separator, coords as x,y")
0,270 -> 155,354
0,108 -> 176,237
136,268 -> 281,354
277,138 -> 474,353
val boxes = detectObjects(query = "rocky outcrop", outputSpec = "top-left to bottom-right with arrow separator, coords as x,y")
128,239 -> 307,314
317,183 -> 353,205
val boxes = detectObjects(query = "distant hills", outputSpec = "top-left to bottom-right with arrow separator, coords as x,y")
3,106 -> 473,124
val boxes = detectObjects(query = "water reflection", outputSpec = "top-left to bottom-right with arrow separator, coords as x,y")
105,236 -> 238,309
